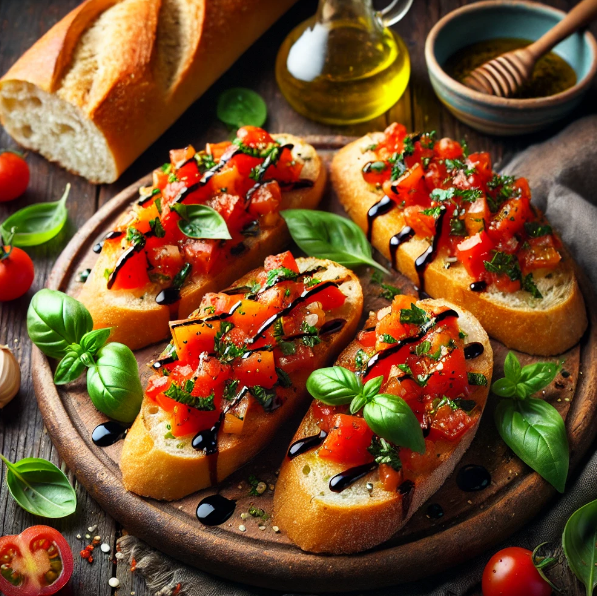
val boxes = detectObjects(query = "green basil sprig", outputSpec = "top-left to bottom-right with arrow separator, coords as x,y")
0,184 -> 70,247
217,87 -> 267,129
27,289 -> 143,423
562,498 -> 597,596
0,455 -> 76,518
281,210 -> 388,274
172,203 -> 231,240
306,367 -> 425,453
492,352 -> 567,492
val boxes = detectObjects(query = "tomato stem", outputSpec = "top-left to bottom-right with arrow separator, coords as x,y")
532,542 -> 561,592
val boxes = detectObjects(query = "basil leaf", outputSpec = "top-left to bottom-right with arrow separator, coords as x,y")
491,377 -> 517,397
173,204 -> 231,240
79,328 -> 112,355
494,397 -> 568,492
217,87 -> 267,129
306,367 -> 362,405
519,361 -> 560,394
350,393 -> 369,415
363,394 -> 425,453
54,350 -> 86,385
467,372 -> 487,386
27,289 -> 93,360
1,184 -> 70,246
503,351 -> 522,382
363,376 -> 383,400
281,209 -> 388,274
562,498 -> 597,596
0,455 -> 76,518
86,343 -> 143,423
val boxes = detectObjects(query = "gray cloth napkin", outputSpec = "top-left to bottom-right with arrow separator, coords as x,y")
117,115 -> 597,596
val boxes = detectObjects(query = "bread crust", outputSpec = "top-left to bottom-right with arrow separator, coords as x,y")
273,300 -> 493,554
120,257 -> 364,501
331,135 -> 587,356
77,135 -> 326,350
0,0 -> 297,182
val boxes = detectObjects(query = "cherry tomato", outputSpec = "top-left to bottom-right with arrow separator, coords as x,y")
0,246 -> 34,301
0,525 -> 73,596
0,151 -> 29,202
482,547 -> 551,596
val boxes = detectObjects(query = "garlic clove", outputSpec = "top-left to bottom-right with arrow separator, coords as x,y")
0,345 -> 20,407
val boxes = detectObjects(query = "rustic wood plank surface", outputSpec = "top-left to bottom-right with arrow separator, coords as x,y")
0,0 -> 595,594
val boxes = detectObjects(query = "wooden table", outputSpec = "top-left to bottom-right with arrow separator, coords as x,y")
0,1 -> 595,594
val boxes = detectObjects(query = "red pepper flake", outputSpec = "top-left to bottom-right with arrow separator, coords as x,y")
80,550 -> 90,559
130,557 -> 137,572
85,545 -> 94,552
88,556 -> 94,564
172,584 -> 182,596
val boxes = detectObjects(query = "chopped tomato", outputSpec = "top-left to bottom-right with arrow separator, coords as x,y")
404,205 -> 436,237
304,284 -> 346,310
519,235 -> 561,273
428,405 -> 474,442
169,145 -> 195,168
467,152 -> 493,184
264,251 -> 299,273
390,163 -> 429,207
248,181 -> 282,217
236,125 -> 274,147
378,122 -> 408,156
401,439 -> 435,477
171,320 -> 220,365
200,292 -> 240,316
455,231 -> 495,279
235,351 -> 278,388
487,197 -> 533,241
146,242 -> 184,279
379,464 -> 403,492
312,402 -> 349,433
206,141 -> 232,161
464,195 -> 490,235
424,160 -> 449,191
175,160 -> 200,185
172,404 -> 218,437
276,343 -> 313,374
182,239 -> 220,275
146,375 -> 171,401
357,330 -> 376,348
109,248 -> 150,291
209,163 -> 241,197
153,168 -> 170,190
424,343 -> 469,399
362,161 -> 390,186
0,525 -> 73,596
434,138 -> 463,160
319,414 -> 374,466
209,193 -> 251,231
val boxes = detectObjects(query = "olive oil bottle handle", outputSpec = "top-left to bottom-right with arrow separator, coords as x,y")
376,0 -> 414,27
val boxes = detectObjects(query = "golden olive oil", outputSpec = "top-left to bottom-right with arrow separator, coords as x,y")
444,38 -> 576,99
276,18 -> 410,125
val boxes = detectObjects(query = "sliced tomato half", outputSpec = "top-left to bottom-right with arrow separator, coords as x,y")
0,526 -> 73,596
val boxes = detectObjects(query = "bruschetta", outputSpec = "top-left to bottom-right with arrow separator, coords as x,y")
273,295 -> 492,554
331,123 -> 586,355
120,252 -> 363,501
78,126 -> 326,350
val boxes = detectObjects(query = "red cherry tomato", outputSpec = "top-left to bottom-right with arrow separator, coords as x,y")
482,547 -> 551,596
0,246 -> 34,301
0,151 -> 30,202
0,525 -> 73,596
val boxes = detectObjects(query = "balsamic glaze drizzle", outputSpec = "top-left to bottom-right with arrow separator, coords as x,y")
464,342 -> 484,360
389,226 -> 415,269
470,281 -> 487,292
152,356 -> 177,370
319,318 -> 346,336
155,288 -> 181,306
456,464 -> 491,492
280,178 -> 315,191
107,246 -> 139,290
364,308 -> 459,378
399,479 -> 415,517
366,195 -> 394,242
329,462 -> 378,493
288,430 -> 328,459
414,207 -> 448,299
92,421 -> 129,447
196,494 -> 236,526
192,415 -> 222,455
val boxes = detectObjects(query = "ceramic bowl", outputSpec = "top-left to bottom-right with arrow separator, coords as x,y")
425,0 -> 597,135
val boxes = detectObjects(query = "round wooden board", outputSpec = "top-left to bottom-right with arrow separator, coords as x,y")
33,136 -> 597,593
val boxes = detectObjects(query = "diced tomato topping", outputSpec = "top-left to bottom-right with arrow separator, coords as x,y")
464,195 -> 490,235
390,164 -> 429,207
182,239 -> 220,275
264,251 -> 299,273
304,284 -> 346,310
109,249 -> 150,291
455,231 -> 495,279
434,138 -> 463,160
401,439 -> 436,477
146,242 -> 184,278
206,141 -> 232,161
319,414 -> 374,466
487,197 -> 533,242
379,464 -> 403,492
248,180 -> 282,217
357,330 -> 376,348
236,125 -> 275,147
428,405 -> 474,442
146,374 -> 171,401
468,152 -> 493,184
312,402 -> 349,433
519,235 -> 561,273
362,161 -> 390,186
404,205 -> 436,237
276,343 -> 313,374
235,351 -> 278,389
171,320 -> 220,366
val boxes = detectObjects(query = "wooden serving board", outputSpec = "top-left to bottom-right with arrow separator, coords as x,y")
33,137 -> 597,592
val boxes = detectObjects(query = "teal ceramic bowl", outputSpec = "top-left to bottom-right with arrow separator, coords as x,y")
425,0 -> 597,135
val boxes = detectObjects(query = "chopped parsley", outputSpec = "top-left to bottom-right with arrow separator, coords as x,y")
248,505 -> 268,519
431,187 -> 482,203
467,372 -> 488,386
355,349 -> 369,371
397,363 -> 412,375
522,273 -> 543,299
276,367 -> 292,388
250,385 -> 277,411
126,226 -> 146,249
368,437 -> 401,471
223,379 -> 240,400
484,251 -> 521,281
163,382 -> 216,411
380,334 -> 398,344
265,267 -> 298,289
415,340 -> 431,356
420,131 -> 436,149
400,303 -> 430,325
524,221 -> 552,238
300,321 -> 321,347
195,152 -> 217,172
486,174 -> 516,212
149,217 -> 166,238
449,217 -> 467,236
422,206 -> 443,218
214,321 -> 245,363
444,158 -> 475,176
172,263 -> 192,290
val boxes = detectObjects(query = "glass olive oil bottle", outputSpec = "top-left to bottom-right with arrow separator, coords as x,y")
276,0 -> 412,125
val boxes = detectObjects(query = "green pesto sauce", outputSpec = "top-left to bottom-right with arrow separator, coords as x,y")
443,38 -> 577,99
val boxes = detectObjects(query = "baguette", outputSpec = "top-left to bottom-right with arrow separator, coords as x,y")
273,298 -> 493,554
0,0 -> 296,183
331,127 -> 587,356
77,132 -> 325,350
120,255 -> 363,501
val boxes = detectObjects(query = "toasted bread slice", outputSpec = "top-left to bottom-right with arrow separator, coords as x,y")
120,257 -> 363,501
273,299 -> 493,554
77,134 -> 326,351
331,133 -> 587,356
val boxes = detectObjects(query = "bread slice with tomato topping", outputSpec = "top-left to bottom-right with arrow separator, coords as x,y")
273,296 -> 492,554
77,127 -> 326,351
120,252 -> 363,501
331,123 -> 586,356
